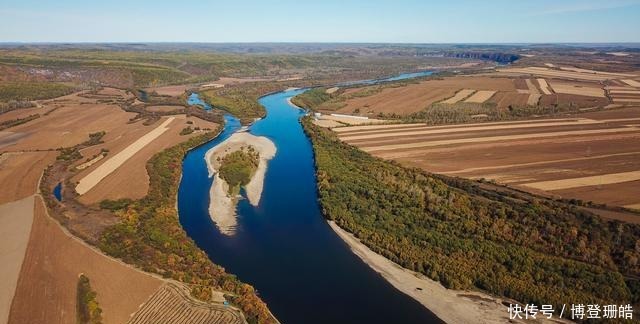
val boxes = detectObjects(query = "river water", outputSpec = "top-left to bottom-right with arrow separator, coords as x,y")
178,72 -> 441,324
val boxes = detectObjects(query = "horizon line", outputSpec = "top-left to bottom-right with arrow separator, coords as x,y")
1,41 -> 640,45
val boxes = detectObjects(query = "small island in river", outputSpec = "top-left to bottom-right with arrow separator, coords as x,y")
205,130 -> 276,235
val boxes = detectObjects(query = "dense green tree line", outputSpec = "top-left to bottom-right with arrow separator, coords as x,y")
302,117 -> 640,308
99,130 -> 276,324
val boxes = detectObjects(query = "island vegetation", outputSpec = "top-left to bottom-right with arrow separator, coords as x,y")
302,117 -> 640,309
98,130 -> 276,324
218,147 -> 260,195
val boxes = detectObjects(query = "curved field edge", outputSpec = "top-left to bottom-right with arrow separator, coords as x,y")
301,117 -> 640,309
96,129 -> 277,324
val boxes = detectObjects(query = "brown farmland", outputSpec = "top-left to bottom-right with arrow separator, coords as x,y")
337,108 -> 640,211
8,196 -> 163,324
0,87 -> 218,204
72,114 -> 217,204
128,283 -> 245,324
0,151 -> 56,204
333,76 -> 515,115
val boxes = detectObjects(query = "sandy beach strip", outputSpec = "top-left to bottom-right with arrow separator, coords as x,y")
0,195 -> 35,324
205,132 -> 276,235
75,117 -> 175,195
208,174 -> 238,235
327,221 -> 513,324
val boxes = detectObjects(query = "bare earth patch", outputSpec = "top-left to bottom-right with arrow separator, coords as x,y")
0,195 -> 34,324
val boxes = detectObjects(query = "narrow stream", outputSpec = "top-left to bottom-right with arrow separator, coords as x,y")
178,72 -> 441,323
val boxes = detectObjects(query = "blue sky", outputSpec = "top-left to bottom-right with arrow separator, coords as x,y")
1,0 -> 639,43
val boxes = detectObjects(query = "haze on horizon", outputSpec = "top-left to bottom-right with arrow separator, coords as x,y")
1,0 -> 640,43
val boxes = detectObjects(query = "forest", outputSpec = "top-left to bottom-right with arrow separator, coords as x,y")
0,81 -> 74,101
302,117 -> 640,309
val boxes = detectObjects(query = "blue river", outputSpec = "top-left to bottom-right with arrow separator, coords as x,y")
178,72 -> 441,324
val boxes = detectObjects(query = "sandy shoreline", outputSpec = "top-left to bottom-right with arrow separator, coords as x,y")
286,97 -> 301,109
205,131 -> 276,235
327,221 -> 517,324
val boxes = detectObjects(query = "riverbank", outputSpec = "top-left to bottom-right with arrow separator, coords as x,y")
205,131 -> 276,235
327,221 -> 513,323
